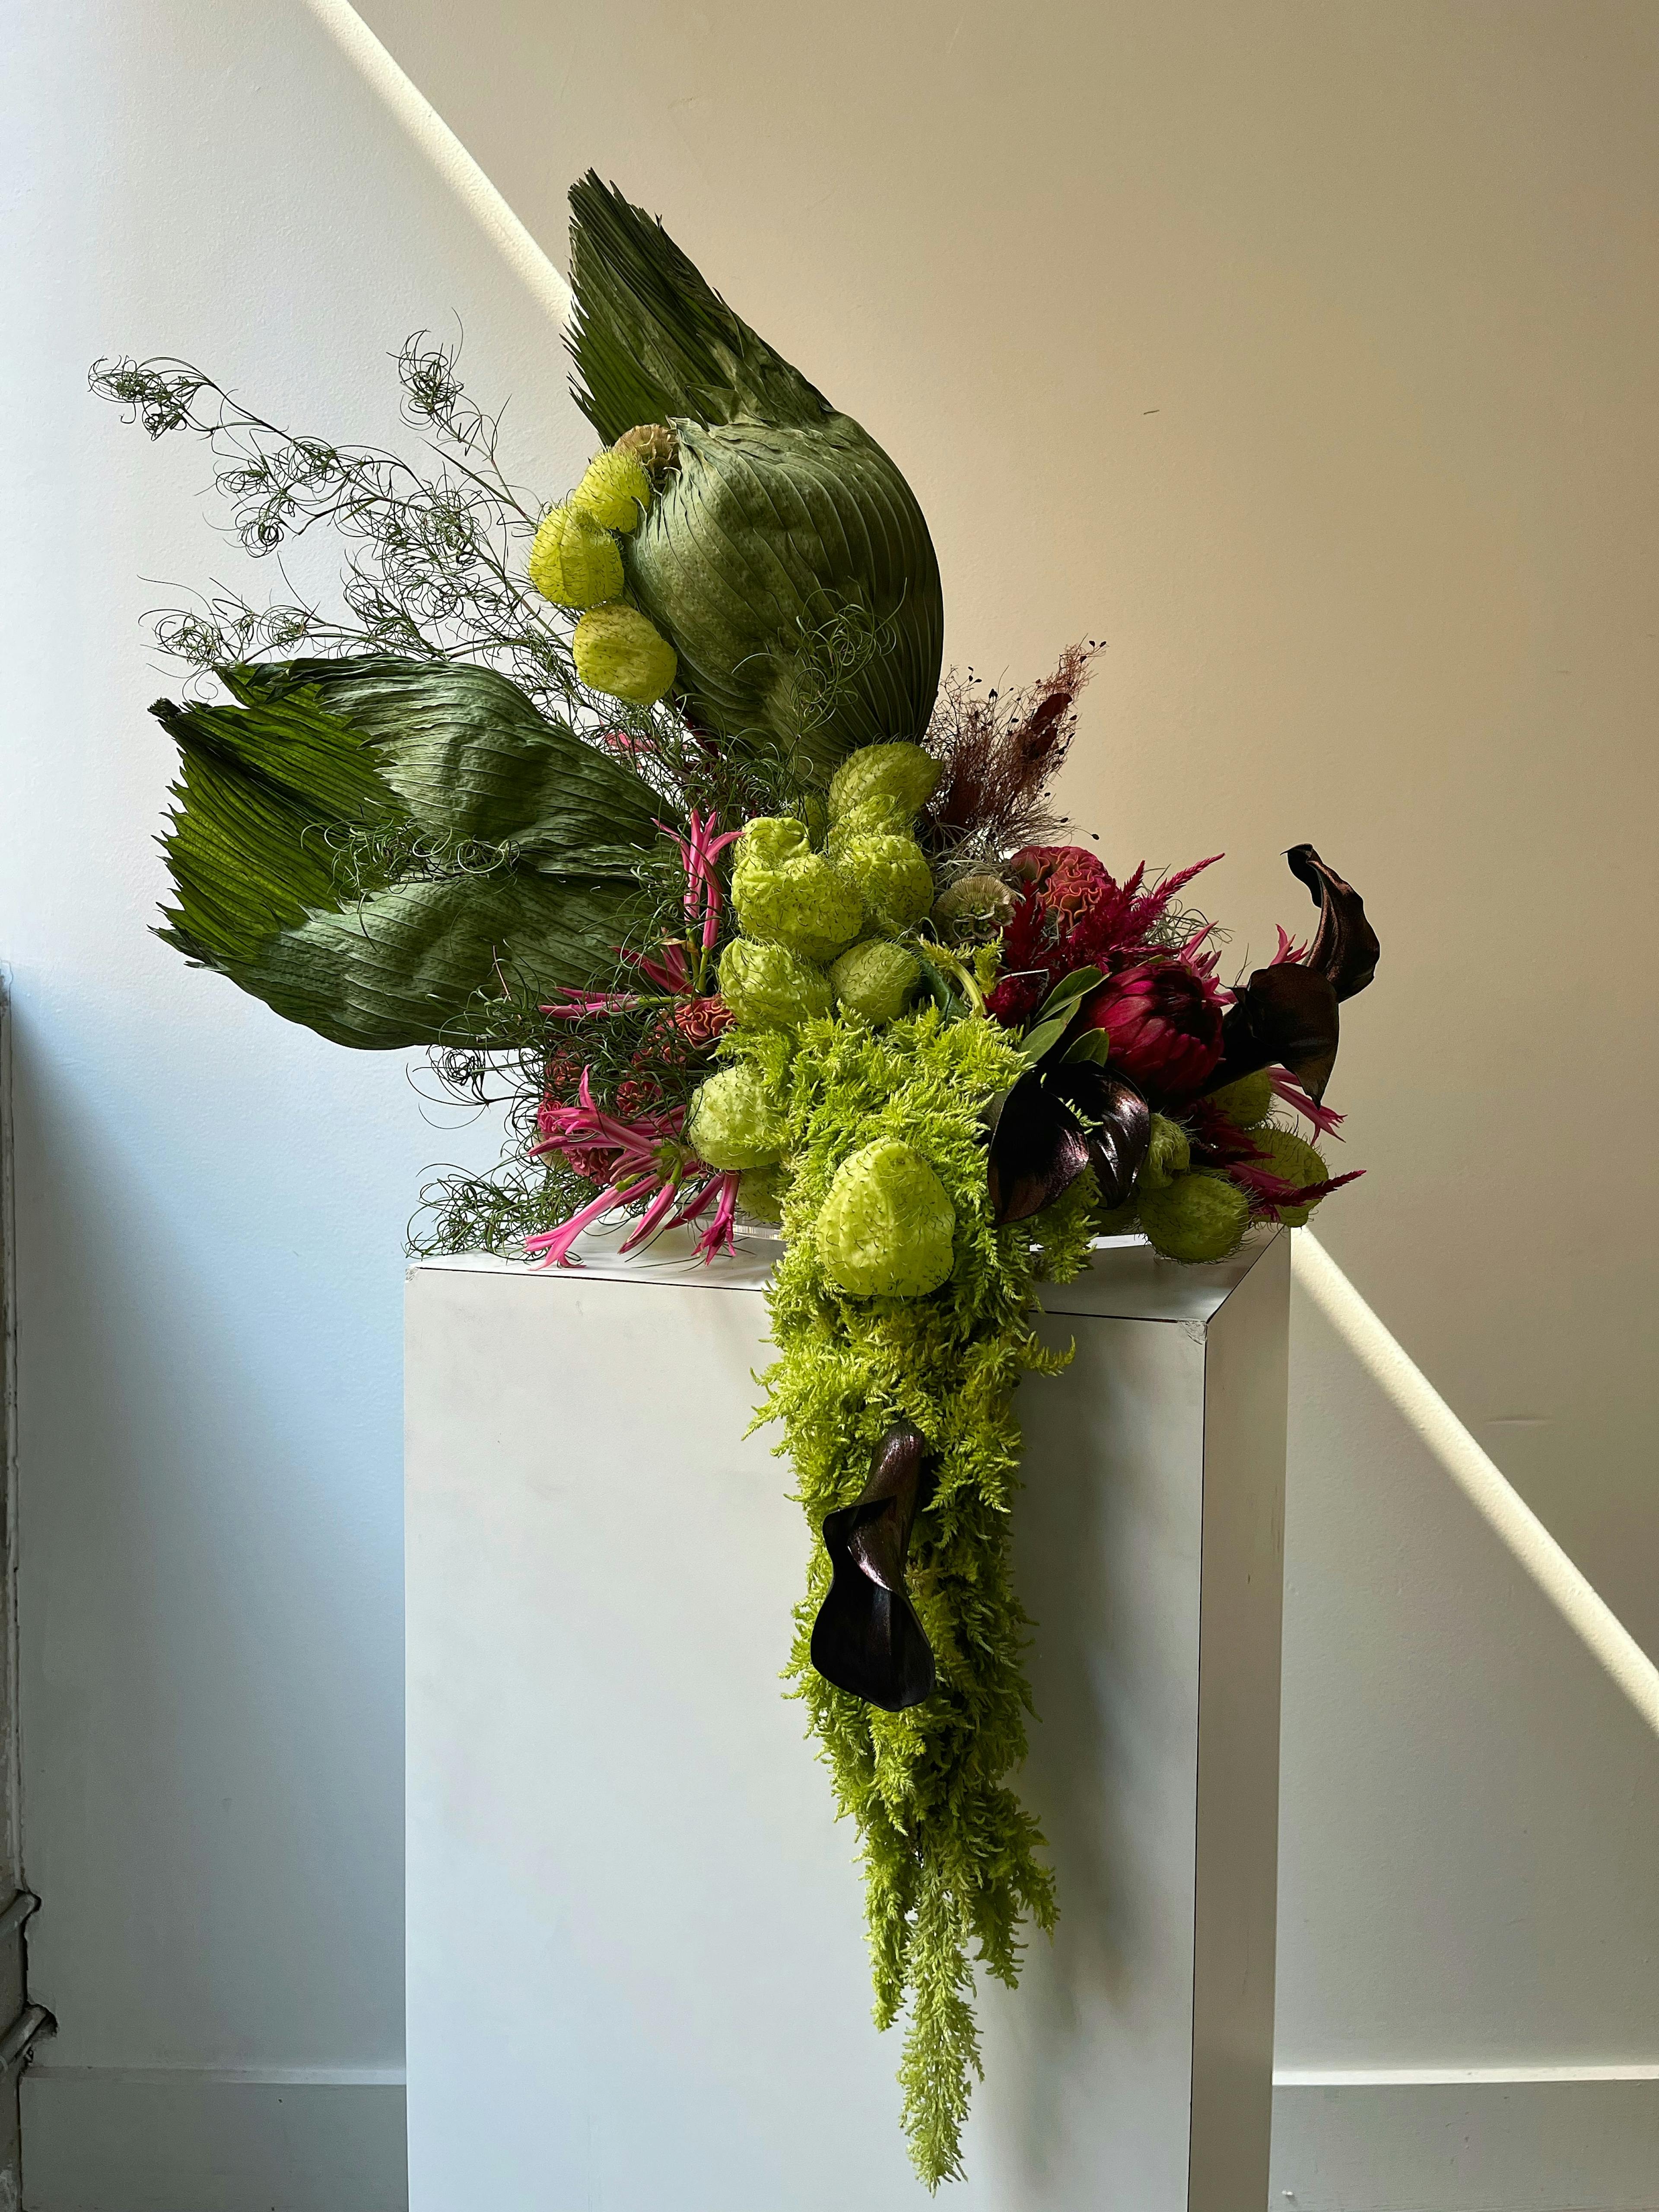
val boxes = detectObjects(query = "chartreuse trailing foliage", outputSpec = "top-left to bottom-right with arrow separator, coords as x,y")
731,1011 -> 1096,2186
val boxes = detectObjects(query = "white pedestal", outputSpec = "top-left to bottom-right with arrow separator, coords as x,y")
405,1228 -> 1289,2211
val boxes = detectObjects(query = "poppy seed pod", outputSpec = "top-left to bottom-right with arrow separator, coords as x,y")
528,504 -> 624,609
830,939 -> 921,1024
685,1065 -> 787,1171
1138,1170 -> 1250,1263
571,448 -> 653,532
816,1138 -> 956,1299
717,938 -> 833,1029
572,603 -> 678,705
613,422 -> 680,479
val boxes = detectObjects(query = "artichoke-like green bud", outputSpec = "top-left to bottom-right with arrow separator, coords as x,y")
1139,1115 -> 1191,1193
1138,1172 -> 1250,1264
816,1138 -> 956,1298
572,604 -> 678,706
1252,1127 -> 1328,1226
1207,1069 -> 1274,1128
685,1065 -> 787,1170
528,504 -> 623,609
717,938 -> 833,1029
737,1161 -> 789,1224
1094,1198 -> 1141,1236
933,872 -> 1017,939
731,817 -> 864,962
832,831 -> 934,934
830,939 -> 921,1024
571,448 -> 653,532
826,795 -> 908,854
614,422 -> 680,480
828,741 -> 941,826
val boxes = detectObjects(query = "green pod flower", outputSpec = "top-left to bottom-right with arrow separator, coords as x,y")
1138,1171 -> 1250,1263
571,448 -> 653,533
816,1138 -> 956,1299
572,604 -> 678,706
527,505 -> 623,609
1206,1069 -> 1274,1128
828,741 -> 940,825
731,817 -> 864,962
737,1161 -> 789,1225
1138,1114 -> 1191,1193
832,830 -> 934,934
717,938 -> 833,1029
685,1065 -> 787,1171
826,795 -> 908,854
1252,1126 -> 1328,1226
830,938 -> 921,1024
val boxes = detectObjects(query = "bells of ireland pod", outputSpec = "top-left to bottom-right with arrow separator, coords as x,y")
1138,1171 -> 1251,1263
830,939 -> 921,1024
817,1138 -> 956,1299
731,817 -> 864,963
717,938 -> 833,1030
685,1066 -> 786,1171
528,505 -> 623,610
571,448 -> 653,532
1252,1126 -> 1328,1225
566,176 -> 944,785
572,604 -> 678,706
828,741 -> 941,826
831,831 -> 934,935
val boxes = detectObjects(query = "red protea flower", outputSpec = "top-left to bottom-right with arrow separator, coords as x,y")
1083,956 -> 1225,1101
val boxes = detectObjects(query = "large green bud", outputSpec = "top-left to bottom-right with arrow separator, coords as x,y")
1138,1172 -> 1250,1263
1252,1127 -> 1328,1226
566,177 -> 943,786
816,1138 -> 956,1298
1206,1069 -> 1274,1128
731,817 -> 863,962
828,741 -> 941,826
685,1066 -> 787,1171
717,938 -> 833,1029
1138,1115 -> 1191,1193
830,939 -> 921,1024
832,831 -> 934,934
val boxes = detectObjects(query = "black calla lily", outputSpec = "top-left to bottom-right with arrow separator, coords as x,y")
988,1062 -> 1152,1224
810,1421 -> 936,1712
1047,1066 -> 1152,1210
1205,845 -> 1377,1103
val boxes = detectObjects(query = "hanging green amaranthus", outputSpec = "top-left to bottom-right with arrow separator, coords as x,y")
724,1010 -> 1097,2186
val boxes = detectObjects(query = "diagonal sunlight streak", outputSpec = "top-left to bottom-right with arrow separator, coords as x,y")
1295,1233 -> 1659,1740
301,0 -> 572,326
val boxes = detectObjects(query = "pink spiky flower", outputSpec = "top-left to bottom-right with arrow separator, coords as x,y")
525,1067 -> 741,1269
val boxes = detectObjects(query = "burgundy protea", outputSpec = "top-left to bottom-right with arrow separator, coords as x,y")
1083,956 -> 1225,1101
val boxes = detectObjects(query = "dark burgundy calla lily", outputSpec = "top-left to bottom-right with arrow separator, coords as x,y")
1287,844 -> 1379,1001
987,1064 -> 1151,1223
1204,847 -> 1377,1104
810,1421 -> 936,1712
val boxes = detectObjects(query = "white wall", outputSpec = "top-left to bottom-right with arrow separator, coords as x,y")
2,2 -> 590,2201
4,3 -> 1657,2206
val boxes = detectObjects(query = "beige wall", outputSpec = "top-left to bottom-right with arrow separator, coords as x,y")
359,0 -> 1659,1655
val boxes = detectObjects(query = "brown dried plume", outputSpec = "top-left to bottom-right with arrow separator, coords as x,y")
924,642 -> 1102,858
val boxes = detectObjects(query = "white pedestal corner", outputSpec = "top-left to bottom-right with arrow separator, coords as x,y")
405,1228 -> 1290,2210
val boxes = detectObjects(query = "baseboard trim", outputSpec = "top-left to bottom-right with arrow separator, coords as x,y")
1270,2074 -> 1659,2212
20,2071 -> 407,2212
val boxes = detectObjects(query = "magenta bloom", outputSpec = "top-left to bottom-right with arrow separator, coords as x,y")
525,1067 -> 741,1268
1084,957 -> 1225,1101
986,845 -> 1223,1026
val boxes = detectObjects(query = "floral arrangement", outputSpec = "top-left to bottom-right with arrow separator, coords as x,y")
96,174 -> 1377,2187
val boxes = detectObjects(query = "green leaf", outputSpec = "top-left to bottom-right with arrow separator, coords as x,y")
226,658 -> 660,867
1034,964 -> 1105,1022
1061,1027 -> 1112,1065
1016,1014 -> 1074,1068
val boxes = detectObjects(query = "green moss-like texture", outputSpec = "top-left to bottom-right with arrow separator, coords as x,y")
733,1009 -> 1096,2186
